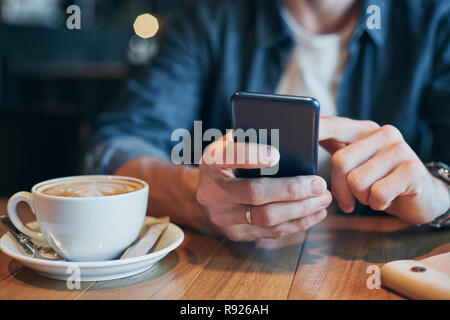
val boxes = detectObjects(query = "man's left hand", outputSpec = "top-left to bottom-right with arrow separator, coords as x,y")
320,117 -> 450,224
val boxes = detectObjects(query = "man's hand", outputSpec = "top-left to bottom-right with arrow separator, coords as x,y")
197,134 -> 332,241
320,116 -> 450,225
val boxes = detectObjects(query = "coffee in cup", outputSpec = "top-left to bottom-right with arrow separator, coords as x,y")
40,177 -> 143,197
7,175 -> 148,261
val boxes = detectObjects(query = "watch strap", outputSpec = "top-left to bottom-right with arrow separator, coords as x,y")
428,210 -> 450,228
425,161 -> 450,228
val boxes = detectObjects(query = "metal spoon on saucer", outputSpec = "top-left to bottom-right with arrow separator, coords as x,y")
0,215 -> 64,261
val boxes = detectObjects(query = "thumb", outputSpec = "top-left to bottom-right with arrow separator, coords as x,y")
200,134 -> 280,171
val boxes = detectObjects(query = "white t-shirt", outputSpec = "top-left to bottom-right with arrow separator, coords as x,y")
276,7 -> 356,182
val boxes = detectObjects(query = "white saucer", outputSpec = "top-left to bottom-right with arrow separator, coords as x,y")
0,217 -> 184,281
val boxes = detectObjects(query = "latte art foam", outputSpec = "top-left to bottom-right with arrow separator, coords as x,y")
41,179 -> 142,197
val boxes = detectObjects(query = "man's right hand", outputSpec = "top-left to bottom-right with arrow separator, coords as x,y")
196,134 -> 332,241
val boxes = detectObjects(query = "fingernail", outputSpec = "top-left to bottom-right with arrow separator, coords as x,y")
340,204 -> 354,213
310,178 -> 326,194
258,145 -> 273,165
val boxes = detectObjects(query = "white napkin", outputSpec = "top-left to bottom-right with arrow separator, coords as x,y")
120,216 -> 170,259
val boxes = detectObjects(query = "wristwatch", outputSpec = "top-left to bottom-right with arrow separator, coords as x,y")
425,161 -> 450,228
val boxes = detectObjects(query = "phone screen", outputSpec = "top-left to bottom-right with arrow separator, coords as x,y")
231,92 -> 319,178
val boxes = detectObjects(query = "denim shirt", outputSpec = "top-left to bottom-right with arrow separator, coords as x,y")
84,0 -> 450,175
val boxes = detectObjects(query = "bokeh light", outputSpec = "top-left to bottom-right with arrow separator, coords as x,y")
133,13 -> 159,39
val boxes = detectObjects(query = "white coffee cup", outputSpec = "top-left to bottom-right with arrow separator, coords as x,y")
7,175 -> 148,261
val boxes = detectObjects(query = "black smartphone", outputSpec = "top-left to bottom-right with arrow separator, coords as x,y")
231,92 -> 320,178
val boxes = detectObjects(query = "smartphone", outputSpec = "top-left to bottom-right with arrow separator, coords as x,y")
231,92 -> 320,178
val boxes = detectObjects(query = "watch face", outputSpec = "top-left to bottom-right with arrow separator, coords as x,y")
428,162 -> 450,184
438,168 -> 448,177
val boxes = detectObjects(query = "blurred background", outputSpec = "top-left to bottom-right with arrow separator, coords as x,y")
0,0 -> 186,196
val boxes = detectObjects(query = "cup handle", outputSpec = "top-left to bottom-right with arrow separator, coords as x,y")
7,191 -> 46,242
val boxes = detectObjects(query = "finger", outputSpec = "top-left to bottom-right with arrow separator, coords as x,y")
368,160 -> 422,212
346,140 -> 414,205
217,175 -> 328,205
250,190 -> 332,226
212,190 -> 331,226
319,139 -> 346,154
200,139 -> 280,171
268,209 -> 328,239
331,125 -> 404,212
331,166 -> 355,213
333,125 -> 405,170
220,209 -> 327,241
221,223 -> 279,242
319,116 -> 380,143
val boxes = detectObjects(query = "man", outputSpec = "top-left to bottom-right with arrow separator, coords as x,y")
84,0 -> 450,241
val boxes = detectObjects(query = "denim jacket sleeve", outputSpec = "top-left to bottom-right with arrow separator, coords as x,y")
423,13 -> 450,164
83,6 -> 212,174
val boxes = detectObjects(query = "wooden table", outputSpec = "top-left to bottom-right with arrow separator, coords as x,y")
0,198 -> 448,300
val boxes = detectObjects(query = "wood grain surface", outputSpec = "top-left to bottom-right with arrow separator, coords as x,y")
0,198 -> 448,300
